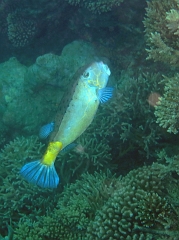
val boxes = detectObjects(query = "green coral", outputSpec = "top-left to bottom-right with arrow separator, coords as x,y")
57,131 -> 114,185
101,70 -> 163,163
0,41 -> 97,138
144,0 -> 179,67
7,9 -> 36,48
154,74 -> 179,134
66,0 -> 124,14
24,53 -> 62,92
14,163 -> 179,239
52,68 -> 162,186
0,57 -> 27,138
0,136 -> 61,236
143,0 -> 179,136
86,163 -> 178,239
0,56 -> 61,136
14,171 -> 117,239
24,41 -> 96,92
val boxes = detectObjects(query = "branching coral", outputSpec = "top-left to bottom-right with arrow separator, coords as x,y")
144,0 -> 179,136
144,0 -> 179,67
0,136 -> 61,236
57,132 -> 114,185
154,74 -> 179,134
14,163 -> 179,239
166,9 -> 179,35
100,70 -> 163,164
136,192 -> 172,229
66,0 -> 124,14
85,163 -> 178,239
14,171 -> 117,239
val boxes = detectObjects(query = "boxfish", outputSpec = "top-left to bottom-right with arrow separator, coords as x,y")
20,61 -> 113,188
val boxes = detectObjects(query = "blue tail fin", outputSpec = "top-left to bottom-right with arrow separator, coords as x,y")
20,160 -> 59,188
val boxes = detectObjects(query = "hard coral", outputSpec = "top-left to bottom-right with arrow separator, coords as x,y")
0,136 -> 60,236
144,0 -> 179,67
155,74 -> 179,134
86,164 -> 178,239
15,171 -> 117,240
7,10 -> 36,47
66,0 -> 124,14
15,163 -> 179,240
57,132 -> 113,185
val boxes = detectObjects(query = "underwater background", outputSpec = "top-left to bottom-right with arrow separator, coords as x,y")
0,0 -> 179,239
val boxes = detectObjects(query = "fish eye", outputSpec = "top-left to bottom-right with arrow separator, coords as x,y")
83,71 -> 89,78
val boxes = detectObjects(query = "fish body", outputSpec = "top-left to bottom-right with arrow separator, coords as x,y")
53,62 -> 110,149
20,61 -> 112,188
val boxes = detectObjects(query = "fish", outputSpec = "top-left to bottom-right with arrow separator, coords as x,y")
39,122 -> 54,139
20,61 -> 113,188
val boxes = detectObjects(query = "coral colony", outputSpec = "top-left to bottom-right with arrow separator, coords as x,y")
0,0 -> 179,239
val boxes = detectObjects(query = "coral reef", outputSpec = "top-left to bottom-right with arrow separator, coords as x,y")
86,163 -> 178,239
57,132 -> 114,185
66,0 -> 124,14
101,70 -> 163,168
154,74 -> 179,134
0,136 -> 61,236
1,1 -> 179,239
24,53 -> 62,92
14,171 -> 117,239
0,57 -> 27,140
24,41 -> 97,92
7,10 -> 36,47
144,0 -> 179,67
14,163 -> 179,239
53,69 -> 163,184
144,0 -> 179,136
0,0 -> 71,51
0,41 -> 97,139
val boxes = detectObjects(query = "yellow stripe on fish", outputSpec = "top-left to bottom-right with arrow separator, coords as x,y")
41,141 -> 62,166
20,61 -> 112,188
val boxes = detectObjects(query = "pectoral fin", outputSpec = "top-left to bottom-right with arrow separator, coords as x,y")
98,87 -> 114,103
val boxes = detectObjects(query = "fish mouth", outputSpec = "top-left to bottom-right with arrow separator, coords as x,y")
99,61 -> 111,76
